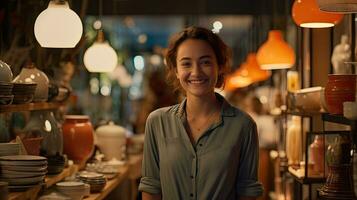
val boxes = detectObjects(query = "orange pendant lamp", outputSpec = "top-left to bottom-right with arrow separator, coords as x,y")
256,30 -> 296,70
292,0 -> 343,28
225,54 -> 271,91
243,54 -> 271,82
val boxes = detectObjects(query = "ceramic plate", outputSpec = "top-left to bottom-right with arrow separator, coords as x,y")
0,164 -> 47,172
0,160 -> 47,166
0,155 -> 47,161
1,169 -> 47,178
0,175 -> 45,185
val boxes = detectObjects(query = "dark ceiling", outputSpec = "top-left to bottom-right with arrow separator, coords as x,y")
77,0 -> 293,16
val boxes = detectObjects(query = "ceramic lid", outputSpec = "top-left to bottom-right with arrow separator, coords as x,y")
96,122 -> 126,137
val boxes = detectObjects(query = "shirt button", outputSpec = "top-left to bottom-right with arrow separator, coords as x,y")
190,193 -> 193,197
190,175 -> 194,179
199,143 -> 203,146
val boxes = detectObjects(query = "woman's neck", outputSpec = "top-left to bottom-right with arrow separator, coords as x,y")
185,93 -> 220,118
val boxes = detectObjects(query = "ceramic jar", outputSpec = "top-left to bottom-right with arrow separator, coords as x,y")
62,115 -> 94,165
324,74 -> 357,114
0,60 -> 13,82
95,122 -> 127,161
23,110 -> 63,156
286,116 -> 302,166
13,63 -> 49,102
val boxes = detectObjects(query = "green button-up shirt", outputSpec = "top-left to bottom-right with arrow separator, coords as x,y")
139,94 -> 263,199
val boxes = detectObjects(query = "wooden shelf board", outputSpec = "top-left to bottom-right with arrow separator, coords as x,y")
0,102 -> 64,113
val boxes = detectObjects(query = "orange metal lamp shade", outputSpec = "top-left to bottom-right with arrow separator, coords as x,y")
225,71 -> 253,91
256,30 -> 296,70
292,0 -> 343,28
243,53 -> 271,82
225,54 -> 271,91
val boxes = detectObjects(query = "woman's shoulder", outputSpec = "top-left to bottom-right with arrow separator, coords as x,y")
224,100 -> 256,126
147,104 -> 180,120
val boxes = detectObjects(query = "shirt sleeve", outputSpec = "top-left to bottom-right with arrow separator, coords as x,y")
236,120 -> 264,197
138,113 -> 162,194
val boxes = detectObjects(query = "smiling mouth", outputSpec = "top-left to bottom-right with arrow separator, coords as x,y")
188,79 -> 207,84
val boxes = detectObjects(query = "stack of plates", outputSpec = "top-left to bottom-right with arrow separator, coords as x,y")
47,155 -> 65,174
77,172 -> 107,193
0,81 -> 13,105
0,143 -> 20,156
12,83 -> 37,104
0,155 -> 47,191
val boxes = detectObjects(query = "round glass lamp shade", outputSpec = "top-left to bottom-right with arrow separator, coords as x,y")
83,42 -> 118,73
292,0 -> 343,28
34,1 -> 83,48
256,30 -> 296,70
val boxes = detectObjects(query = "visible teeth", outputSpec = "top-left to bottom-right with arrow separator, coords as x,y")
189,80 -> 205,83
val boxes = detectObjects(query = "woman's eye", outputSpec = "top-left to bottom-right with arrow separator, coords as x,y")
201,60 -> 212,65
181,62 -> 191,67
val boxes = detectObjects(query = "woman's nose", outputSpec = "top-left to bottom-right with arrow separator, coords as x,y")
191,63 -> 202,75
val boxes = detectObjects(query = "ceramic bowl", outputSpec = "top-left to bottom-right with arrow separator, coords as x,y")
0,60 -> 13,83
295,87 -> 323,112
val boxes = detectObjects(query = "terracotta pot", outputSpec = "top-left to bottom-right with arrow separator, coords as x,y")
324,74 -> 356,114
62,115 -> 94,165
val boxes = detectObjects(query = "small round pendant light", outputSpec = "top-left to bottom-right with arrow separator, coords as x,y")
34,0 -> 83,48
256,30 -> 296,70
292,0 -> 343,28
83,30 -> 118,73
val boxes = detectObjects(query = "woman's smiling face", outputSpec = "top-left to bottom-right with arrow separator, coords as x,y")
175,39 -> 220,98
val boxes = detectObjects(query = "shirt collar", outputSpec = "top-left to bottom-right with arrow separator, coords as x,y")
174,93 -> 236,119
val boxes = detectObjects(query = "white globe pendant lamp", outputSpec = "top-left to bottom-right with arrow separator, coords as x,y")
83,30 -> 118,73
34,0 -> 83,48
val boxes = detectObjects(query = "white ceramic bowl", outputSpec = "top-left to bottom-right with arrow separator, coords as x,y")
343,101 -> 357,120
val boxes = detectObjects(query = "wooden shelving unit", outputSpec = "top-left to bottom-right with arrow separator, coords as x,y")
0,102 -> 65,113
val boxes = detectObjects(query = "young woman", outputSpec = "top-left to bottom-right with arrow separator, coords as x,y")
139,26 -> 263,200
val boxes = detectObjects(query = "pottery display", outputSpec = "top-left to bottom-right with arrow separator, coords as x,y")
62,115 -> 94,165
95,121 -> 127,161
324,74 -> 357,114
0,60 -> 13,82
13,63 -> 49,102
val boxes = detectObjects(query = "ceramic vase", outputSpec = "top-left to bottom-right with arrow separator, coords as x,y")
62,115 -> 94,165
